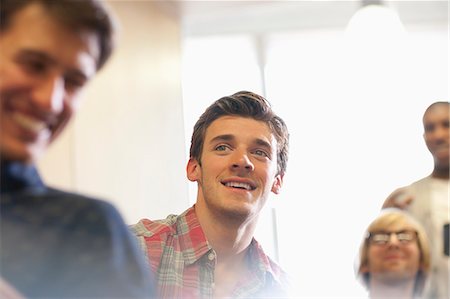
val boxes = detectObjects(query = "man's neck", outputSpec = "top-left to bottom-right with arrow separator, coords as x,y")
432,165 -> 449,179
1,159 -> 45,194
194,202 -> 256,257
194,202 -> 257,298
369,278 -> 415,299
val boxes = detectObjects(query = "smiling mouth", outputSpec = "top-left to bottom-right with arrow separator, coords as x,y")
12,113 -> 47,134
222,181 -> 256,191
384,254 -> 403,260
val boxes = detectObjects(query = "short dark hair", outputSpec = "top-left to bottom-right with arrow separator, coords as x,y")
423,101 -> 449,118
189,91 -> 289,175
0,0 -> 116,70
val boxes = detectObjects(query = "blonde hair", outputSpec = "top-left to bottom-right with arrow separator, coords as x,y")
357,208 -> 431,295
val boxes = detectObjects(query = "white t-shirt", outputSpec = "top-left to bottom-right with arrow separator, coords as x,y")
430,177 -> 449,257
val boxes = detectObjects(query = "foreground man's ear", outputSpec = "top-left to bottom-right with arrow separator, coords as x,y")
271,173 -> 284,194
187,158 -> 201,182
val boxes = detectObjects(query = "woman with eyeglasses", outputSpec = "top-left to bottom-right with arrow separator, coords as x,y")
356,208 -> 431,299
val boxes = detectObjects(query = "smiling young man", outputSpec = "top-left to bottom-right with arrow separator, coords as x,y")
132,91 -> 290,298
357,209 -> 431,299
382,102 -> 449,299
0,1 -> 153,297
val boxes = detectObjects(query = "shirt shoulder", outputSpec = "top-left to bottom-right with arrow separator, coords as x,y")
1,188 -> 155,298
131,213 -> 180,239
2,188 -> 120,230
130,207 -> 209,273
131,206 -> 198,240
411,175 -> 433,187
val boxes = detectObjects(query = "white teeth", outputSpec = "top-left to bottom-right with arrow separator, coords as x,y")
12,113 -> 47,133
225,182 -> 252,190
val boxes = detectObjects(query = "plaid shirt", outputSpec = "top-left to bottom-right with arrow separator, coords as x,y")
132,206 -> 290,299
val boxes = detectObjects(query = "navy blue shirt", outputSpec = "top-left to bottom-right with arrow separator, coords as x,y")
1,161 -> 154,298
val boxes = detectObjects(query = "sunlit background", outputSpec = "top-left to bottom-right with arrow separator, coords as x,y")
181,1 -> 448,297
39,1 -> 448,297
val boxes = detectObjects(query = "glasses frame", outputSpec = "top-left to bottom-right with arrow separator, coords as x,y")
367,230 -> 419,246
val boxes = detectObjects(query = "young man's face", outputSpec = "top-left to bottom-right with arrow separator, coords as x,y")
0,3 -> 99,163
423,103 -> 450,169
187,115 -> 283,222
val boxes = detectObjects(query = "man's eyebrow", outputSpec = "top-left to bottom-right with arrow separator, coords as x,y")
209,134 -> 234,144
18,49 -> 90,81
18,49 -> 57,65
255,138 -> 272,149
209,135 -> 272,147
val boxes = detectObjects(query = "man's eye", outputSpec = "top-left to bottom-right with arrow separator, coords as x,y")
254,149 -> 269,157
21,59 -> 48,74
215,145 -> 229,151
64,76 -> 86,92
425,125 -> 434,132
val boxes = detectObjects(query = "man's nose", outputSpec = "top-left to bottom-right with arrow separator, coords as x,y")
387,233 -> 400,246
31,76 -> 65,114
231,150 -> 255,172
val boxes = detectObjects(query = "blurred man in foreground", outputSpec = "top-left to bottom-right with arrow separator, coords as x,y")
0,1 -> 154,297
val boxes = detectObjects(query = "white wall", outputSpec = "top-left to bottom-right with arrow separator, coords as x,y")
38,1 -> 189,224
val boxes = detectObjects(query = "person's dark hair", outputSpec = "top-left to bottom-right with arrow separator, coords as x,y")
0,0 -> 116,70
189,91 -> 289,175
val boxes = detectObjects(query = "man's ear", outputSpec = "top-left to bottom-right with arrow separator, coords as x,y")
271,173 -> 284,194
187,158 -> 201,182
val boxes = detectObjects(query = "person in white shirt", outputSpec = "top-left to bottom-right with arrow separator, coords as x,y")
382,101 -> 449,299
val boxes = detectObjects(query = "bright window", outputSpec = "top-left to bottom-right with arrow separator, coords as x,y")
182,21 -> 448,298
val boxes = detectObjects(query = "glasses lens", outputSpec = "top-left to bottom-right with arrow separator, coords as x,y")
397,231 -> 415,243
371,233 -> 389,244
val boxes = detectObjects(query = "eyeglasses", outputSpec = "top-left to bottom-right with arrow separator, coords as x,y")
368,230 -> 418,246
